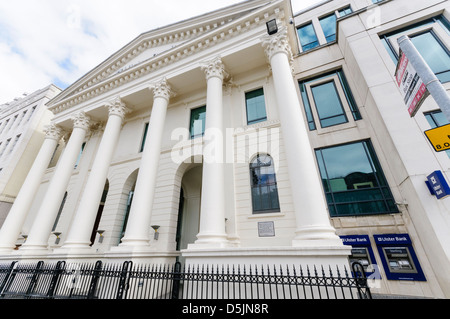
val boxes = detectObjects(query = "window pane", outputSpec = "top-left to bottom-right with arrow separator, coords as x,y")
338,6 -> 353,17
380,15 -> 450,83
298,23 -> 319,52
311,81 -> 348,127
246,88 -> 267,124
250,154 -> 280,213
190,106 -> 206,139
316,140 -> 398,217
299,69 -> 360,130
319,14 -> 337,42
410,32 -> 450,77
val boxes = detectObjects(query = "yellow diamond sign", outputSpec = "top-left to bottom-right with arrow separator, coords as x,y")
425,124 -> 450,152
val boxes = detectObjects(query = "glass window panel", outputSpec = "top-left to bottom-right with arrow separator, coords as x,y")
338,6 -> 353,17
190,106 -> 206,139
319,14 -> 337,42
260,186 -> 270,210
299,69 -> 361,130
311,81 -> 348,127
250,154 -> 280,213
380,15 -> 450,83
316,140 -> 398,217
246,88 -> 267,124
298,23 -> 319,52
252,188 -> 261,211
410,31 -> 450,77
300,83 -> 317,130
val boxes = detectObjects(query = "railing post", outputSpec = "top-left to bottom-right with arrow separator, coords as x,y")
87,260 -> 103,299
116,261 -> 132,299
0,261 -> 18,297
25,261 -> 44,298
46,261 -> 66,299
171,262 -> 182,300
352,262 -> 372,299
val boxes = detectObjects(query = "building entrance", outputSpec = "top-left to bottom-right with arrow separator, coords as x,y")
176,165 -> 202,257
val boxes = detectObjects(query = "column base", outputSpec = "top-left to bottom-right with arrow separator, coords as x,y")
0,246 -> 16,254
292,225 -> 344,247
188,232 -> 230,250
18,243 -> 52,256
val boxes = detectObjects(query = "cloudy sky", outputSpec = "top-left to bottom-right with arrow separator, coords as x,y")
0,0 -> 321,104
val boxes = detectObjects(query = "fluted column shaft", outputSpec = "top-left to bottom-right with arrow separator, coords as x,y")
120,79 -> 172,247
20,112 -> 90,252
262,28 -> 342,247
191,57 -> 228,248
0,124 -> 62,252
62,99 -> 128,249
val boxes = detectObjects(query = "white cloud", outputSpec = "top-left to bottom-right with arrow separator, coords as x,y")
0,0 -> 320,104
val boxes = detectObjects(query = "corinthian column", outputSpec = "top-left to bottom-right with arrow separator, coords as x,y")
190,57 -> 229,248
0,124 -> 62,253
20,112 -> 90,253
120,78 -> 174,248
262,28 -> 343,247
61,98 -> 129,250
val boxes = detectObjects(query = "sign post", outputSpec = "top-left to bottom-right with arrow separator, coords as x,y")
397,35 -> 450,121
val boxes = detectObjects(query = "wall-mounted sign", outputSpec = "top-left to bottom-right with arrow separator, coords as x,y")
374,234 -> 426,281
258,221 -> 275,237
395,50 -> 429,117
426,170 -> 450,200
424,124 -> 450,152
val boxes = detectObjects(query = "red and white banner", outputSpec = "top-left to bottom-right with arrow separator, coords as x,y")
395,50 -> 429,117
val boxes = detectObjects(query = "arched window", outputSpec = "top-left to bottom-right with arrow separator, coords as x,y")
250,154 -> 280,214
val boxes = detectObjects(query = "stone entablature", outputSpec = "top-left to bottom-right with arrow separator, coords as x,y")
48,2 -> 287,115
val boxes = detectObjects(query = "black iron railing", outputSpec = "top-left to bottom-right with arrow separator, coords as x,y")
0,260 -> 371,299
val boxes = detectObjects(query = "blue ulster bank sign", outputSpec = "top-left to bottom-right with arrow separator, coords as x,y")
426,170 -> 450,199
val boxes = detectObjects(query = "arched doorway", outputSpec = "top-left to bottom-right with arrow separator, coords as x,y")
175,164 -> 202,257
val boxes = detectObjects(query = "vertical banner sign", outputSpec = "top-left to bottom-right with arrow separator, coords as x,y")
395,50 -> 429,117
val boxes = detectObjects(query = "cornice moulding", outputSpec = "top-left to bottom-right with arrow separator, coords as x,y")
48,1 -> 287,115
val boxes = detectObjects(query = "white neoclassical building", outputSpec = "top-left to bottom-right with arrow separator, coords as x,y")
0,0 -> 449,298
0,85 -> 61,228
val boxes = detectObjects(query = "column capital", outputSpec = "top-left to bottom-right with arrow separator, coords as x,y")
71,111 -> 91,131
106,97 -> 131,120
43,123 -> 63,141
149,78 -> 175,101
261,27 -> 294,66
202,57 -> 229,81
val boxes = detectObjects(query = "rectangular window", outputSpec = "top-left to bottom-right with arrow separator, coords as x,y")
74,142 -> 86,169
319,14 -> 337,43
190,106 -> 206,139
140,123 -> 149,152
315,140 -> 398,217
297,23 -> 319,52
245,88 -> 267,125
410,31 -> 450,83
381,15 -> 450,83
299,69 -> 362,130
338,6 -> 353,18
311,81 -> 348,128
